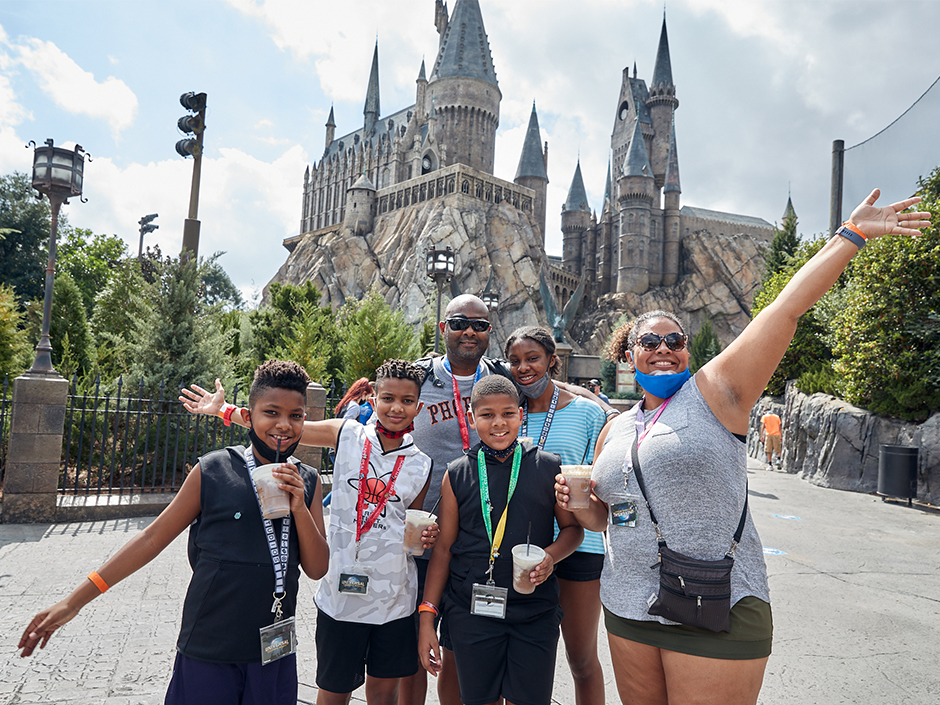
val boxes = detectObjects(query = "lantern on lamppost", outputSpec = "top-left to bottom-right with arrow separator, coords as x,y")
480,268 -> 499,312
426,247 -> 456,353
27,139 -> 89,375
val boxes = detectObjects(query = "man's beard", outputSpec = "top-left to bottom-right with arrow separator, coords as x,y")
446,336 -> 486,365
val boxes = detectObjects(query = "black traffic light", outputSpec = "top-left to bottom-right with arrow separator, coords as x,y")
176,92 -> 207,159
139,213 -> 159,234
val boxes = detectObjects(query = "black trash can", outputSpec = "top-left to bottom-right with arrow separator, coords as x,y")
878,444 -> 918,506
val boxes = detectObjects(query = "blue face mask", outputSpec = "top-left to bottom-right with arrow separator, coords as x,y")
634,368 -> 691,399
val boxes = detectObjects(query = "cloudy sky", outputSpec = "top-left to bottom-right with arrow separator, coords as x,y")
2,0 -> 939,301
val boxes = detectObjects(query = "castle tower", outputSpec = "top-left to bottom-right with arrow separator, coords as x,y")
343,172 -> 376,236
783,193 -> 797,221
363,42 -> 381,136
597,157 -> 616,295
514,102 -> 549,245
610,63 -> 654,182
617,119 -> 655,294
416,59 -> 428,126
325,106 -> 336,153
561,160 -> 590,274
662,116 -> 681,286
428,0 -> 501,175
646,15 -> 679,193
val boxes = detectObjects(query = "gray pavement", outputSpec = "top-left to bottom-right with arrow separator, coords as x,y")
1,457 -> 938,704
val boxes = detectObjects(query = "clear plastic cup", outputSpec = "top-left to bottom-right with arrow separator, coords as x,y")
251,464 -> 291,519
403,510 -> 437,555
511,544 -> 546,594
561,464 -> 593,510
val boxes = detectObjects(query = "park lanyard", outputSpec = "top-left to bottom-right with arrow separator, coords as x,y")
355,437 -> 405,560
620,397 -> 672,490
443,358 -> 483,451
477,444 -> 522,584
521,384 -> 560,450
245,449 -> 292,620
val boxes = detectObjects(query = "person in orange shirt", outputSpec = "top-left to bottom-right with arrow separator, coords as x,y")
759,412 -> 782,469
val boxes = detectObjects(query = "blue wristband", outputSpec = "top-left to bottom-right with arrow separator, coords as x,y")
836,225 -> 866,250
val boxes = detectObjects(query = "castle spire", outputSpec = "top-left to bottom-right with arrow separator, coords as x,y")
418,58 -> 427,82
563,160 -> 590,213
603,157 -> 612,204
430,0 -> 498,88
783,192 -> 797,221
515,102 -> 548,181
664,116 -> 681,193
364,41 -> 380,134
623,119 -> 653,178
651,14 -> 674,89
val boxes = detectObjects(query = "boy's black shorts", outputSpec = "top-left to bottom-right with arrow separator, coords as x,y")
445,601 -> 563,705
315,608 -> 419,694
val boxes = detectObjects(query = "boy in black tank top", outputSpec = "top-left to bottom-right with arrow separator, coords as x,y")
418,375 -> 583,705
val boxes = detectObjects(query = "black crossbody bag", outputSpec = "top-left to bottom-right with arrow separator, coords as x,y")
631,439 -> 747,633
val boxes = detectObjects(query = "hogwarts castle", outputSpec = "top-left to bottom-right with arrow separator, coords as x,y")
279,0 -> 775,351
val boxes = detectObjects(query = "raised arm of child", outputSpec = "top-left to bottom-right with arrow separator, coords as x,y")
180,379 -> 345,448
418,472 -> 459,677
18,467 -> 204,657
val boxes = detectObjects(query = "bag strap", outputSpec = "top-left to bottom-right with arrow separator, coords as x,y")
631,435 -> 748,557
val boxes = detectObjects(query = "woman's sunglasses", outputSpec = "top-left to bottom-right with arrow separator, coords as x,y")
446,317 -> 491,332
636,332 -> 687,351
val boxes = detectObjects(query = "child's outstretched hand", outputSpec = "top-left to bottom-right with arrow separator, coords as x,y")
179,378 -> 226,417
18,600 -> 80,657
529,552 -> 555,586
421,522 -> 440,550
274,464 -> 308,514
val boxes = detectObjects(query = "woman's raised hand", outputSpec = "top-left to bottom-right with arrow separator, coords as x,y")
849,189 -> 931,239
179,378 -> 227,416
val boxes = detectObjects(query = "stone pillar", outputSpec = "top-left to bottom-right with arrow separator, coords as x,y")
554,342 -> 573,383
2,373 -> 69,524
291,382 -> 326,474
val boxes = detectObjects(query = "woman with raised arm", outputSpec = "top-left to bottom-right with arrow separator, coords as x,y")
555,190 -> 929,705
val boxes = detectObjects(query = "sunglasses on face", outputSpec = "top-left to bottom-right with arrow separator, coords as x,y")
636,332 -> 687,351
446,317 -> 491,333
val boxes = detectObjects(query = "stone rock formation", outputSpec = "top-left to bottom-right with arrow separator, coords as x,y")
748,382 -> 939,506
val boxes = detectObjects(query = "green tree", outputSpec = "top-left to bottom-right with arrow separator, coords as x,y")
24,271 -> 96,378
0,283 -> 30,379
249,281 -> 328,363
0,172 -> 54,304
131,256 -> 231,395
275,301 -> 332,384
763,211 -> 800,280
338,287 -> 420,383
58,228 -> 128,316
688,319 -> 722,373
830,169 -> 940,421
200,252 -> 244,310
751,237 -> 841,396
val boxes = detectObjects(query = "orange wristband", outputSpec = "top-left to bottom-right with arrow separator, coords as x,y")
842,221 -> 868,240
418,601 -> 439,616
88,571 -> 109,593
220,404 -> 238,427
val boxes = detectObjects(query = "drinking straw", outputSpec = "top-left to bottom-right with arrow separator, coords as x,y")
526,521 -> 532,556
276,438 -> 282,465
429,495 -> 442,516
581,438 -> 592,464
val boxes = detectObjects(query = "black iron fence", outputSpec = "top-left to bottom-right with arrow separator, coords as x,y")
59,376 -> 347,497
0,375 -> 10,488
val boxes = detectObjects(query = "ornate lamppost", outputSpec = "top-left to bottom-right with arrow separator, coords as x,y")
426,246 -> 456,353
27,139 -> 88,375
480,270 -> 499,356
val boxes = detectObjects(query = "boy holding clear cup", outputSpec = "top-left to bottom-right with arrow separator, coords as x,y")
418,375 -> 582,705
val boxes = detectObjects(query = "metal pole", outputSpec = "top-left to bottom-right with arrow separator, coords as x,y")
829,139 -> 844,237
181,105 -> 206,259
433,279 -> 444,353
29,193 -> 65,374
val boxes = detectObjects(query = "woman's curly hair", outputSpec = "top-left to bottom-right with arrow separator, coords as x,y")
605,310 -> 686,363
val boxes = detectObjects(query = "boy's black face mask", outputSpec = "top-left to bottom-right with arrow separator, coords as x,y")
248,414 -> 302,464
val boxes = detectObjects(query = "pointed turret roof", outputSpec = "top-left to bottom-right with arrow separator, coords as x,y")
326,105 -> 335,127
430,0 -> 498,88
664,117 -> 681,193
515,103 -> 548,181
364,42 -> 380,119
418,58 -> 427,82
563,160 -> 590,212
603,158 -> 612,203
651,15 -> 674,88
351,172 -> 376,191
623,119 -> 653,178
783,194 -> 797,221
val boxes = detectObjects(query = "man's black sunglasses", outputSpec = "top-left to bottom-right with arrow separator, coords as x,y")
446,317 -> 491,332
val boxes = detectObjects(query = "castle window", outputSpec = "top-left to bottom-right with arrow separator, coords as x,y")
619,100 -> 629,120
462,179 -> 470,194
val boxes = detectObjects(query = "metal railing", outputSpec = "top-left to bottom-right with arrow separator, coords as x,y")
60,376 -> 245,496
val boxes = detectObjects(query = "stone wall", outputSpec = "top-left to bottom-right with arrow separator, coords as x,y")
748,382 -> 940,506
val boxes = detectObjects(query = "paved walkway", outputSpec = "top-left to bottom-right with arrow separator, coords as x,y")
1,458 -> 938,704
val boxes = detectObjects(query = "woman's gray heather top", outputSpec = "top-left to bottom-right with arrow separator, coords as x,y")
593,376 -> 770,624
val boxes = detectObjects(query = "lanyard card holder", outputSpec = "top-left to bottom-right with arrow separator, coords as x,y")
610,497 -> 640,527
338,565 -> 373,595
471,583 -> 508,619
259,616 -> 297,665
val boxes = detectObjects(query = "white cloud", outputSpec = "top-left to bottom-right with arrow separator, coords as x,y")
13,37 -> 138,138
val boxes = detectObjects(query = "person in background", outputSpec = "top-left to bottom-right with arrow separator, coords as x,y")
335,378 -> 374,423
759,411 -> 782,470
589,379 -> 610,405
